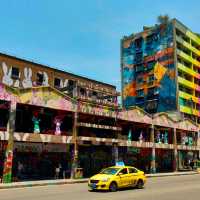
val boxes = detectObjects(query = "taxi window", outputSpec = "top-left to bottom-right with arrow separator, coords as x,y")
119,168 -> 128,175
128,168 -> 138,174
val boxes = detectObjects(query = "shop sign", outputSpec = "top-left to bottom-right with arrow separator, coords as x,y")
14,142 -> 68,152
43,144 -> 67,152
128,147 -> 140,154
14,143 -> 42,152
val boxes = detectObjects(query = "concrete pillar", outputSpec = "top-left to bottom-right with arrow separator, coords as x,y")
2,101 -> 17,183
112,143 -> 119,165
71,111 -> 79,179
173,128 -> 178,172
150,125 -> 156,173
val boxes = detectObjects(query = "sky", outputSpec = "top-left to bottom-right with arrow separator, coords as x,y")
0,0 -> 200,91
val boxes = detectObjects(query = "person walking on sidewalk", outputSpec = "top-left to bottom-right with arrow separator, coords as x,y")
17,161 -> 24,181
55,163 -> 61,179
190,159 -> 194,170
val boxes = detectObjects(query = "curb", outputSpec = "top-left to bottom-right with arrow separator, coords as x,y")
0,172 -> 199,189
146,171 -> 199,178
0,179 -> 88,189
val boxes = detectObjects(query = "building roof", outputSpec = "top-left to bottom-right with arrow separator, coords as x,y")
122,18 -> 200,41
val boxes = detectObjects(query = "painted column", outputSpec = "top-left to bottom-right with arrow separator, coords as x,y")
198,131 -> 200,159
2,101 -> 17,183
71,111 -> 79,179
173,128 -> 178,172
150,124 -> 156,173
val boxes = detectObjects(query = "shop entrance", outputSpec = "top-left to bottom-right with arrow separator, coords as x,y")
79,145 -> 113,177
178,150 -> 199,171
12,142 -> 72,181
119,147 -> 151,172
155,149 -> 174,172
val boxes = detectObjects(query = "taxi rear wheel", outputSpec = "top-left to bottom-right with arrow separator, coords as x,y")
109,182 -> 118,192
136,179 -> 144,189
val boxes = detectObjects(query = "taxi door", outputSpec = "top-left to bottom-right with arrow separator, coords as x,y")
128,167 -> 138,186
117,168 -> 130,187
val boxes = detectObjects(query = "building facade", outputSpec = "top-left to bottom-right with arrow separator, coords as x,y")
0,53 -> 118,107
121,19 -> 200,123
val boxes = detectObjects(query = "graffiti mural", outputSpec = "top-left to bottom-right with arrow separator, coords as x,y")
22,67 -> 33,88
122,22 -> 176,113
1,62 -> 50,88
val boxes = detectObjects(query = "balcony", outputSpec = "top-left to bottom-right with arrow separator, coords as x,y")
176,36 -> 200,57
177,49 -> 200,67
186,30 -> 200,46
178,76 -> 200,92
177,62 -> 198,78
179,105 -> 199,116
179,91 -> 199,104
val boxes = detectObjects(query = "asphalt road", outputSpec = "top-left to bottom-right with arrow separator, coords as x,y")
1,174 -> 200,200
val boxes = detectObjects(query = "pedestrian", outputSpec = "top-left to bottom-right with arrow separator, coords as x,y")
61,160 -> 68,179
190,159 -> 194,170
55,163 -> 61,179
17,161 -> 24,180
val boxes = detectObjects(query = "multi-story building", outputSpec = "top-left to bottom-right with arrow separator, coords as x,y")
121,18 -> 200,123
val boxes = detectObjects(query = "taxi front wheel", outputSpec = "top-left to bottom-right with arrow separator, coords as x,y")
109,182 -> 118,192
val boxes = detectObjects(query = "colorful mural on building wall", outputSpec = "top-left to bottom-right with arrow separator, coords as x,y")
0,83 -> 199,133
19,87 -> 77,112
0,83 -> 77,112
0,62 -> 49,88
122,22 -> 177,113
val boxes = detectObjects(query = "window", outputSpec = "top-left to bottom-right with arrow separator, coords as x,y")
137,89 -> 144,97
68,80 -> 75,89
128,168 -> 138,174
11,67 -> 19,79
135,38 -> 143,49
36,73 -> 44,85
118,168 -> 128,175
80,87 -> 86,96
135,52 -> 143,63
146,61 -> 155,71
137,77 -> 143,84
154,87 -> 159,95
148,88 -> 154,96
92,91 -> 98,100
136,65 -> 144,72
54,78 -> 61,88
148,75 -> 154,83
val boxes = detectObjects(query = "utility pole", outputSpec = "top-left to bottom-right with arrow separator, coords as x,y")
2,101 -> 17,183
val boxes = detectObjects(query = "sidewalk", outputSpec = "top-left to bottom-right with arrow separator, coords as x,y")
0,171 -> 199,189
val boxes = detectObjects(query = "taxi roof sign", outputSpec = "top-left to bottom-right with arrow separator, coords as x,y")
115,161 -> 125,167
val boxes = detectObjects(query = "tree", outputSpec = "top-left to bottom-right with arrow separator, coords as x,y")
157,15 -> 170,25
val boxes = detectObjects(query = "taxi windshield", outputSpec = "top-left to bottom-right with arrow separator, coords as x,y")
100,168 -> 119,175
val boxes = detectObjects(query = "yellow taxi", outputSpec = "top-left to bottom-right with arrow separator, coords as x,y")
88,166 -> 146,192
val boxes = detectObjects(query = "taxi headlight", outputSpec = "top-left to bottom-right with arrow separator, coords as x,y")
101,178 -> 110,182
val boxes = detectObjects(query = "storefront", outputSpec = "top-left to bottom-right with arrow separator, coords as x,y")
178,150 -> 199,170
12,142 -> 72,181
79,145 -> 113,177
119,146 -> 152,173
155,149 -> 174,172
